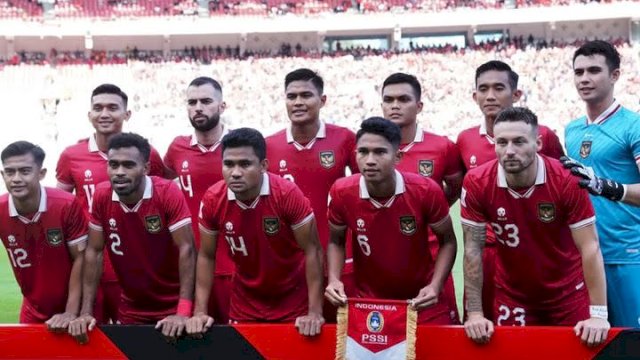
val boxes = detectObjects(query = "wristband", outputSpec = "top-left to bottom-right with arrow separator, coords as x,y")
589,305 -> 608,320
177,298 -> 193,317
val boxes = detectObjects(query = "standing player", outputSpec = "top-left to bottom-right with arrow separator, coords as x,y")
324,118 -> 458,324
381,72 -> 463,323
56,84 -> 168,324
164,76 -> 233,324
0,141 -> 87,330
563,40 -> 640,327
69,133 -> 195,343
456,61 -> 565,320
266,68 -> 357,322
187,128 -> 324,336
462,107 -> 609,347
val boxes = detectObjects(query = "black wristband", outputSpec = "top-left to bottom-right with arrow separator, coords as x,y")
599,177 -> 625,201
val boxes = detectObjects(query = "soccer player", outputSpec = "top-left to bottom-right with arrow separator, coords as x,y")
68,133 -> 195,343
265,68 -> 357,322
324,117 -> 458,324
56,84 -> 168,324
461,107 -> 609,347
381,72 -> 463,323
188,128 -> 324,336
164,76 -> 233,324
0,141 -> 87,330
563,40 -> 640,327
456,61 -> 565,320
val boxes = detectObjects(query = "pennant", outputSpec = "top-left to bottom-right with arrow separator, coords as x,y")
336,298 -> 417,360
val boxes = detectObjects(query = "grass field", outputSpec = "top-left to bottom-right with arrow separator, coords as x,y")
0,202 -> 465,324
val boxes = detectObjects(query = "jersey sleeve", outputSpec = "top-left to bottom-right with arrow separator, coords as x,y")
149,147 -> 169,179
562,173 -> 596,229
628,120 -> 640,167
163,141 -> 176,174
541,127 -> 565,159
327,182 -> 346,226
422,179 -> 451,227
443,139 -> 464,178
164,181 -> 193,232
198,189 -> 220,235
64,197 -> 89,247
55,149 -> 75,190
345,131 -> 359,175
281,183 -> 314,230
460,174 -> 487,227
88,188 -> 105,232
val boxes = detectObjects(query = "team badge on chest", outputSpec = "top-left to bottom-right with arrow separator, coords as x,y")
537,203 -> 555,223
399,216 -> 417,236
46,228 -> 63,246
579,141 -> 592,159
319,151 -> 335,169
263,217 -> 280,235
145,215 -> 163,233
418,160 -> 433,177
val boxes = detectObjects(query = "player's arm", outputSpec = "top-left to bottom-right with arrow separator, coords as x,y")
442,141 -> 464,206
55,152 -> 75,192
46,240 -> 87,332
68,227 -> 104,344
325,221 -> 348,306
292,216 -> 325,337
571,224 -> 610,347
443,172 -> 463,206
411,215 -> 457,309
561,157 -> 640,206
156,223 -> 196,339
462,223 -> 494,344
186,227 -> 217,336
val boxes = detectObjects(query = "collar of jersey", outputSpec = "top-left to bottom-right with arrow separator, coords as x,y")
497,154 -> 546,199
286,121 -> 326,150
190,126 -> 229,153
88,134 -> 108,160
587,99 -> 621,125
227,173 -> 270,210
400,125 -> 424,153
359,170 -> 405,208
111,176 -> 152,213
9,184 -> 47,223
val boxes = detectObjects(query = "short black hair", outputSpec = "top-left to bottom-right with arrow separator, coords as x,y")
356,117 -> 402,150
494,107 -> 539,132
92,84 -> 129,108
107,133 -> 151,162
189,76 -> 223,95
284,68 -> 324,95
573,40 -> 621,72
1,141 -> 46,167
221,128 -> 266,161
475,60 -> 519,90
382,72 -> 422,100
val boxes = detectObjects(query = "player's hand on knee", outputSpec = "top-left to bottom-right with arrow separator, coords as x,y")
155,315 -> 188,342
68,314 -> 97,345
410,284 -> 439,310
45,312 -> 76,333
324,280 -> 347,307
295,312 -> 325,337
574,317 -> 610,347
186,313 -> 214,338
464,312 -> 494,345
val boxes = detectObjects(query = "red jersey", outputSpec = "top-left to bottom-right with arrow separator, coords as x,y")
89,176 -> 192,323
0,187 -> 88,322
460,155 -> 595,307
56,135 -> 167,283
456,123 -> 564,171
199,173 -> 314,322
396,125 -> 463,184
328,171 -> 450,301
164,131 -> 233,275
265,122 -> 357,249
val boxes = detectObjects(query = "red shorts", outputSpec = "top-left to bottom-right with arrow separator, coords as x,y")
418,301 -> 459,325
208,274 -> 233,325
94,280 -> 121,324
427,233 -> 460,324
19,299 -> 49,324
494,285 -> 589,326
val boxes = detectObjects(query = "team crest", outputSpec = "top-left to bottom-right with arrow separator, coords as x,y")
366,311 -> 384,333
399,216 -> 417,236
145,215 -> 162,234
263,217 -> 280,235
579,141 -> 592,159
418,160 -> 433,177
537,203 -> 555,223
319,151 -> 335,169
46,228 -> 63,246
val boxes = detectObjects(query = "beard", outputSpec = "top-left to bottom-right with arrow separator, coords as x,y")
190,113 -> 220,132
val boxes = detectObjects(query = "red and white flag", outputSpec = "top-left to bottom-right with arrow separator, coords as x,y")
336,298 -> 417,360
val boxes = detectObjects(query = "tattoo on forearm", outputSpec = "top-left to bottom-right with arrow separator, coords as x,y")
463,225 -> 486,313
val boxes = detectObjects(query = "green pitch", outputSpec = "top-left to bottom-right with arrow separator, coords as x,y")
0,203 -> 465,324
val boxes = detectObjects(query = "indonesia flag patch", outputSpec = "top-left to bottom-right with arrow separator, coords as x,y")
335,298 -> 417,360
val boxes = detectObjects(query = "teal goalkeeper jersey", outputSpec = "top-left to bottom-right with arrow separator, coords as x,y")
565,103 -> 640,264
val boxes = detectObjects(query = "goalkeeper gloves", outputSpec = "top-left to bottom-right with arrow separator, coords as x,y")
560,156 -> 625,201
